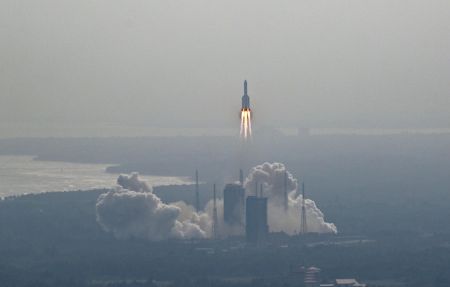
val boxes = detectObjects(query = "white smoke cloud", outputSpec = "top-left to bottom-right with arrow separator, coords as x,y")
172,201 -> 212,238
244,162 -> 337,234
96,165 -> 336,241
117,172 -> 151,192
96,173 -> 211,240
244,162 -> 298,202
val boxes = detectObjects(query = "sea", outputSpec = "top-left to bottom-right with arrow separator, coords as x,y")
0,155 -> 192,198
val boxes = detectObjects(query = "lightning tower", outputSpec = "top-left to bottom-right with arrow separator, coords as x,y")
212,184 -> 219,239
284,171 -> 288,211
300,182 -> 308,234
195,170 -> 200,212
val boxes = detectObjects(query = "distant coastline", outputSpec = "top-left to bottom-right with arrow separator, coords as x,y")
1,122 -> 450,138
0,155 -> 192,198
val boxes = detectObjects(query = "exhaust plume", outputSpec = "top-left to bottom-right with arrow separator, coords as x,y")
244,162 -> 337,234
96,166 -> 336,241
96,173 -> 211,240
240,109 -> 252,140
117,172 -> 151,192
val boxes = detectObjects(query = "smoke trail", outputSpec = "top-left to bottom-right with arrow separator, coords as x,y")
96,173 -> 211,240
244,162 -> 337,234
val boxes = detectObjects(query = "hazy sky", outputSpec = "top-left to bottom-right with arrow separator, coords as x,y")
1,0 -> 449,136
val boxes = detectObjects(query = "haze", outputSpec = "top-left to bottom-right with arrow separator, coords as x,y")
1,0 -> 450,137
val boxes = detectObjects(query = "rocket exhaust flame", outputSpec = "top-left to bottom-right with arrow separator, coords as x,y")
240,109 -> 252,139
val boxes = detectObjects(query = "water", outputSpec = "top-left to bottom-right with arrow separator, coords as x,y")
0,156 -> 192,197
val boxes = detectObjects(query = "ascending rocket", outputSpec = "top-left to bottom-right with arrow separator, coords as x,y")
239,80 -> 252,139
241,80 -> 250,110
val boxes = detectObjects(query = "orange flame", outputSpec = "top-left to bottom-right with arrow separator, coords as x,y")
240,109 -> 252,140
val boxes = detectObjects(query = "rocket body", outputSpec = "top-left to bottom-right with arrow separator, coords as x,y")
241,80 -> 251,110
242,95 -> 250,109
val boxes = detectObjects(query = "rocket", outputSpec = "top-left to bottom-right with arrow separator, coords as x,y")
239,80 -> 252,139
241,80 -> 250,110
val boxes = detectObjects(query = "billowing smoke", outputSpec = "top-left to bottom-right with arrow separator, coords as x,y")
171,201 -> 212,238
244,162 -> 297,203
96,173 -> 211,240
244,162 -> 337,234
96,165 -> 336,241
117,172 -> 151,192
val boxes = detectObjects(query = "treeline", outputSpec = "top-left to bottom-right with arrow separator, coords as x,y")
1,190 -> 450,287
